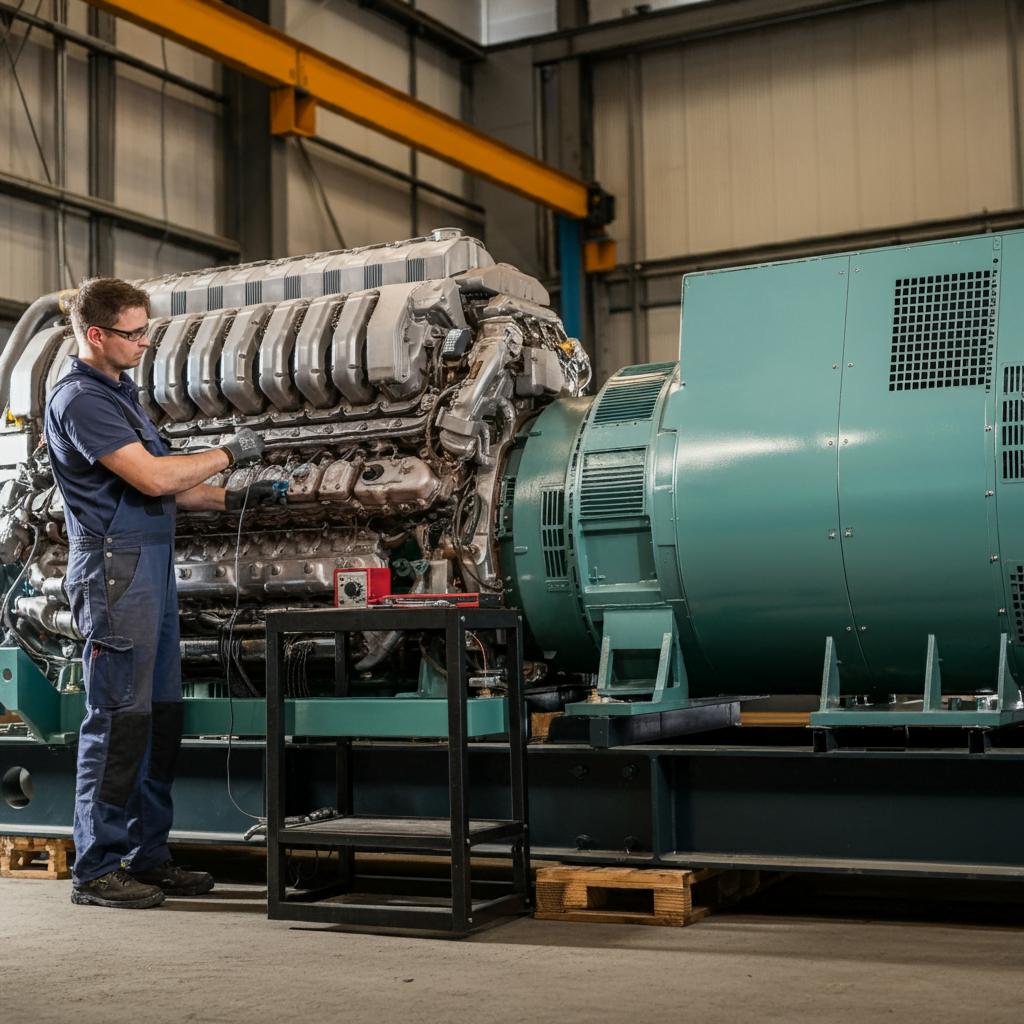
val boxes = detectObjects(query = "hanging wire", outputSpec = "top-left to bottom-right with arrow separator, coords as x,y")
154,38 -> 171,266
296,137 -> 346,249
2,4 -> 52,185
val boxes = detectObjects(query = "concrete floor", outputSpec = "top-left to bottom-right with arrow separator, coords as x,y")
4,853 -> 1024,1024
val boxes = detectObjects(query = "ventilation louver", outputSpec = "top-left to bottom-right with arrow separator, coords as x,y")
1001,365 -> 1024,480
541,488 -> 567,580
579,448 -> 646,518
323,269 -> 341,295
170,291 -> 186,317
889,269 -> 998,391
284,275 -> 301,300
364,264 -> 383,289
592,364 -> 673,425
406,258 -> 425,283
206,285 -> 223,311
1008,563 -> 1024,642
245,280 -> 262,305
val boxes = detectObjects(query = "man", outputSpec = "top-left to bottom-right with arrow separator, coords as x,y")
44,277 -> 279,909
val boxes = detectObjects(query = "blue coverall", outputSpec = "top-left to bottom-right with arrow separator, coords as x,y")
44,358 -> 183,884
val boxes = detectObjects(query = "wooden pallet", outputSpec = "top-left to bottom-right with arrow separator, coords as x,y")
0,836 -> 73,880
534,864 -> 724,926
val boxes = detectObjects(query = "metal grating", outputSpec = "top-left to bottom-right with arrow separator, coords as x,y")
323,269 -> 341,295
592,366 -> 672,425
889,269 -> 998,391
206,285 -> 223,310
578,449 -> 646,519
406,258 -> 425,282
364,263 -> 383,289
171,291 -> 186,316
245,280 -> 262,305
1009,563 -> 1024,642
541,488 -> 567,580
1001,366 -> 1024,480
284,275 -> 301,300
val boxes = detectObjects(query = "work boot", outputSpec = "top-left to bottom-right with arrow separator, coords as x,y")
71,868 -> 165,909
130,858 -> 214,896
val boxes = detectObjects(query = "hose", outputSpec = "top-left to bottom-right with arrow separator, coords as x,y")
353,572 -> 428,672
0,291 -> 76,414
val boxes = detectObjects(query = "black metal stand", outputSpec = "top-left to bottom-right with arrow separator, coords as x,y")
265,606 -> 531,934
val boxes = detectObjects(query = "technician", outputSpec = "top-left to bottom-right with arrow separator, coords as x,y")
44,277 -> 278,909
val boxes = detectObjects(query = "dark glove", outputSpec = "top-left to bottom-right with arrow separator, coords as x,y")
225,480 -> 286,511
221,428 -> 264,467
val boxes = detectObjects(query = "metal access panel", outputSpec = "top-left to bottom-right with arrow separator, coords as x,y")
665,255 -> 866,692
837,236 -> 1002,690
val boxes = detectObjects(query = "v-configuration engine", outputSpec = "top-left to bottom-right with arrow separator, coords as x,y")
3,227 -> 1024,879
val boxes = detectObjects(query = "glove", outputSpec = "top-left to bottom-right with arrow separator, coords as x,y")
221,428 -> 264,467
225,480 -> 286,512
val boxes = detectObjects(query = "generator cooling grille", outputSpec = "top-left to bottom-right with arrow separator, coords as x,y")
579,449 -> 646,518
1001,366 -> 1024,480
889,269 -> 998,391
593,365 -> 673,425
541,488 -> 567,580
1008,563 -> 1024,643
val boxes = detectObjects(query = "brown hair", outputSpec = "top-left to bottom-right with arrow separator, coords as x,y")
67,277 -> 151,341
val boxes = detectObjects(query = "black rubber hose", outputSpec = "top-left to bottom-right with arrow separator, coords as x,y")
0,291 -> 75,413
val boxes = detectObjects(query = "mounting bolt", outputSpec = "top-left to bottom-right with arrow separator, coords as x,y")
845,626 -> 852,632
848,363 -> 854,367
833,364 -> 838,369
987,491 -> 995,497
828,440 -> 834,446
571,764 -> 589,780
999,608 -> 1007,615
992,555 -> 1000,562
860,626 -> 867,632
986,426 -> 993,432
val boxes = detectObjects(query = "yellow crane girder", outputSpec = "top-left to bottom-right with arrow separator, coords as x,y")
84,0 -> 591,219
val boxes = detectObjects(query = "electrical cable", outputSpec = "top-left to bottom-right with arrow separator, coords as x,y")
154,38 -> 171,266
2,24 -> 52,185
0,1 -> 28,54
224,484 -> 261,821
1,524 -> 40,657
296,136 -> 346,249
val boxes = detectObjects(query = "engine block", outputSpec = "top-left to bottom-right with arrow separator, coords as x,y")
0,229 -> 589,685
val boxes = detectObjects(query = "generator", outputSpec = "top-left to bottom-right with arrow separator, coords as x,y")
2,228 -> 1023,880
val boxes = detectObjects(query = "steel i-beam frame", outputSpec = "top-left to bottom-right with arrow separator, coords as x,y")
84,0 -> 592,220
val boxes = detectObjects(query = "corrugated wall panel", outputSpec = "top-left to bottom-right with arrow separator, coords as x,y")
646,305 -> 682,365
114,65 -> 223,238
608,0 -> 1017,263
591,58 -> 633,260
595,310 -> 634,389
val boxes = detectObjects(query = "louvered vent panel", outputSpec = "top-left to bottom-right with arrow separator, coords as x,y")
284,275 -> 301,300
1008,563 -> 1024,642
593,367 -> 671,425
206,285 -> 223,310
171,291 -> 186,316
889,269 -> 998,391
323,269 -> 341,295
245,280 -> 262,305
364,264 -> 383,289
1002,365 -> 1024,481
541,488 -> 567,579
579,449 -> 646,518
406,258 -> 425,282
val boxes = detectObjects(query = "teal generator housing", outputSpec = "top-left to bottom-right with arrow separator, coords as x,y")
503,230 -> 1023,713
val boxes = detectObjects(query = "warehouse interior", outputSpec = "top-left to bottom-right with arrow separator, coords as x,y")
3,1 -> 1024,1021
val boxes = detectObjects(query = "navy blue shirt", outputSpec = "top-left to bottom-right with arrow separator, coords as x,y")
44,357 -> 170,538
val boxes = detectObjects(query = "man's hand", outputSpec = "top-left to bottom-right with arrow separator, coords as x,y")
221,428 -> 264,467
225,480 -> 286,511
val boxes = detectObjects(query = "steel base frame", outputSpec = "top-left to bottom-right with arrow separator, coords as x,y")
263,606 -> 531,934
6,728 -> 1024,882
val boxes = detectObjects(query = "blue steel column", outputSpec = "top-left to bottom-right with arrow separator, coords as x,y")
558,215 -> 583,341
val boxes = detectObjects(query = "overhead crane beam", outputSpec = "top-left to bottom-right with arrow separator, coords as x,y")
83,0 -> 594,220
